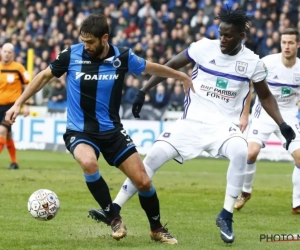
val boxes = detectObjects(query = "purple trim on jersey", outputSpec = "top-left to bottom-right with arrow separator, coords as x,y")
240,90 -> 250,117
182,88 -> 191,119
191,66 -> 198,80
199,65 -> 249,82
267,81 -> 299,88
185,49 -> 195,63
253,102 -> 262,118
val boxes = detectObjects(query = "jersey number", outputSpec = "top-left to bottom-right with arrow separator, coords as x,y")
229,127 -> 237,132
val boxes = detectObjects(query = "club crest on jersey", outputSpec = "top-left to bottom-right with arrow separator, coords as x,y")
293,73 -> 300,84
7,74 -> 15,83
235,61 -> 248,75
112,58 -> 121,68
281,87 -> 291,95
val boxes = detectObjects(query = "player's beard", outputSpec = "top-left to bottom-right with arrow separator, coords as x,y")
91,42 -> 105,58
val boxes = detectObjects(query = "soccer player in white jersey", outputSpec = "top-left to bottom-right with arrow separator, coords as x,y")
88,8 -> 296,244
235,28 -> 300,213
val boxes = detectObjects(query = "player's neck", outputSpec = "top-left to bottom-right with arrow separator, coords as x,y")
281,55 -> 296,68
228,44 -> 242,56
98,43 -> 110,59
0,60 -> 11,65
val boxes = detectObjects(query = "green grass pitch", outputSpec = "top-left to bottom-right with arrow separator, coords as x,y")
1,150 -> 300,250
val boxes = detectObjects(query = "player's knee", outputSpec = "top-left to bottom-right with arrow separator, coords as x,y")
293,154 -> 300,167
230,138 -> 248,161
135,175 -> 151,191
0,125 -> 8,137
77,156 -> 98,174
248,150 -> 259,163
6,131 -> 12,140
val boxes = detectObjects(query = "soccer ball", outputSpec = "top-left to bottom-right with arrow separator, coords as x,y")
27,189 -> 60,221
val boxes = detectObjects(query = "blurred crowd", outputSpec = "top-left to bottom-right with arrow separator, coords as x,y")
0,0 -> 299,117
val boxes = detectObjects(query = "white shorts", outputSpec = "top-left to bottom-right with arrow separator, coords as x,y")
247,117 -> 300,154
156,119 -> 246,163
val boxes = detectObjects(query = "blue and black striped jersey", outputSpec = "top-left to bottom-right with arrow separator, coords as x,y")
50,43 -> 146,133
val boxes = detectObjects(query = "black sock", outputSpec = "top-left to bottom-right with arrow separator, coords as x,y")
86,176 -> 119,222
113,203 -> 121,214
138,191 -> 162,231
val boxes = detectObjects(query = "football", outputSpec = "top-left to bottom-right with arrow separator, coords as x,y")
27,189 -> 60,221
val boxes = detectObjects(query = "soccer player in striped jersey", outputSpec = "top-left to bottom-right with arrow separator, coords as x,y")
235,28 -> 300,214
4,13 -> 194,245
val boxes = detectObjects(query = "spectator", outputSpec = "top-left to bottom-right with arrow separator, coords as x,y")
150,84 -> 170,109
0,0 -> 298,119
169,85 -> 185,111
47,80 -> 67,112
123,78 -> 140,104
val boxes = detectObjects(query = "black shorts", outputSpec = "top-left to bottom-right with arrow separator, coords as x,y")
63,128 -> 137,167
0,103 -> 14,132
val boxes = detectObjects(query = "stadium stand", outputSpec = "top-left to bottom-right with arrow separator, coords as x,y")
1,0 -> 299,120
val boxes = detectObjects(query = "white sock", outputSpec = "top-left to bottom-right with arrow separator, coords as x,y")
220,137 -> 248,213
113,141 -> 178,208
113,178 -> 136,208
292,165 -> 300,208
242,162 -> 256,193
224,194 -> 237,213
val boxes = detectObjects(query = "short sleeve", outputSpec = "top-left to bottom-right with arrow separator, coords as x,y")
18,64 -> 30,84
127,49 -> 146,75
49,47 -> 71,78
251,60 -> 268,83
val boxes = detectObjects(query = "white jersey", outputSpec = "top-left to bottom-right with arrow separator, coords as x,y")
184,38 -> 267,124
252,53 -> 300,123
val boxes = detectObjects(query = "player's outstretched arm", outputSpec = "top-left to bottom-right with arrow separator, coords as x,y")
131,52 -> 192,118
5,67 -> 54,124
141,50 -> 192,93
253,79 -> 295,149
143,60 -> 194,94
252,80 -> 283,125
239,83 -> 252,132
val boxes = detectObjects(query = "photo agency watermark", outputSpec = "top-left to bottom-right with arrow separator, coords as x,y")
260,234 -> 300,242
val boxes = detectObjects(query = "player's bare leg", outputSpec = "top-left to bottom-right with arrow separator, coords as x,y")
6,131 -> 19,169
235,141 -> 261,210
89,141 -> 179,244
291,148 -> 300,214
118,151 -> 178,244
0,124 -> 8,159
74,143 -> 126,240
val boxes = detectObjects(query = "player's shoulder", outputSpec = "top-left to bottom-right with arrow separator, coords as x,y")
261,53 -> 280,65
68,43 -> 83,54
10,61 -> 25,71
111,45 -> 131,58
240,46 -> 260,61
295,57 -> 300,68
188,38 -> 219,60
190,37 -> 218,49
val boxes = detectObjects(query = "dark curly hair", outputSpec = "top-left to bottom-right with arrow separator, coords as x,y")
215,6 -> 252,32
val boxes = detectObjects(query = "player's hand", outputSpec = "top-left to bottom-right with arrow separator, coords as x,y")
239,114 -> 249,133
5,103 -> 22,125
23,105 -> 30,117
181,73 -> 195,94
132,90 -> 146,118
280,122 -> 296,150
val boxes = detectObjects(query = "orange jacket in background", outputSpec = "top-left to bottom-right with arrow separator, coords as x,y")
0,61 -> 30,105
